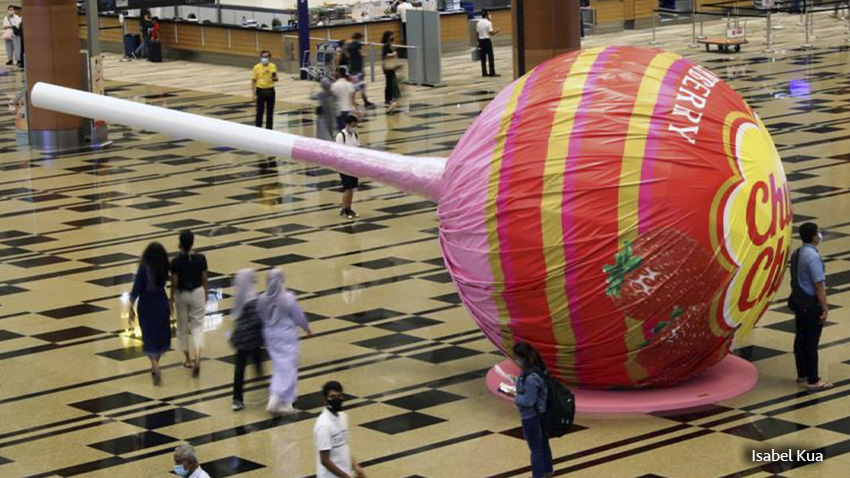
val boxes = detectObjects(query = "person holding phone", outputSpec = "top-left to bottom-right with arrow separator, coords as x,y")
252,50 -> 279,130
505,342 -> 553,478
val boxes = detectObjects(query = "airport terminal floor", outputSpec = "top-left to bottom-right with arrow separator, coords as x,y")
4,10 -> 850,478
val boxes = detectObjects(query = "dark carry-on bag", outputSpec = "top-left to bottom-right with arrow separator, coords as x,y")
124,33 -> 141,57
147,41 -> 162,62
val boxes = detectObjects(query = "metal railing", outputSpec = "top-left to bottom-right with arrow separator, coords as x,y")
284,35 -> 424,86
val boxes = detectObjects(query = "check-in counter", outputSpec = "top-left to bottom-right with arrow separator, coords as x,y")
80,11 -> 479,69
591,0 -> 658,33
78,4 -> 650,70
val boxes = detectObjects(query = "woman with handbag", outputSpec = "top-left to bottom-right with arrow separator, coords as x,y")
3,6 -> 21,67
381,31 -> 402,113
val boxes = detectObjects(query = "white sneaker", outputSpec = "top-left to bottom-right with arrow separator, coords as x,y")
276,403 -> 296,414
266,395 -> 279,413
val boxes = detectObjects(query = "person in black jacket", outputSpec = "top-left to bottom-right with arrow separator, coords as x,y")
133,9 -> 152,59
230,269 -> 265,411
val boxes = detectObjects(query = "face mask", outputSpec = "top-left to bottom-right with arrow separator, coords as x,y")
818,232 -> 823,243
260,57 -> 269,65
7,11 -> 13,17
172,465 -> 188,477
328,397 -> 343,413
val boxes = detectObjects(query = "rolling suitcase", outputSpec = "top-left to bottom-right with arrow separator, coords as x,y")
147,41 -> 162,62
123,33 -> 140,57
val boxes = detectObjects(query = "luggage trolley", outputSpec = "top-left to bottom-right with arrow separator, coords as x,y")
300,42 -> 341,81
698,18 -> 748,52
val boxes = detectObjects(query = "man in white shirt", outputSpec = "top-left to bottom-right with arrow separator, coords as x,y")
397,0 -> 413,58
314,381 -> 366,478
172,444 -> 211,478
335,116 -> 362,220
331,67 -> 357,132
476,9 -> 500,77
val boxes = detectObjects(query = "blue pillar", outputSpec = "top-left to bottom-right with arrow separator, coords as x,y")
298,0 -> 310,79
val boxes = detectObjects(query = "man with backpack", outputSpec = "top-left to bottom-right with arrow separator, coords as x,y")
230,269 -> 265,411
788,222 -> 832,391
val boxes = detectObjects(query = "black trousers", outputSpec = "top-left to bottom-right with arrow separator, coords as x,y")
255,88 -> 275,129
233,348 -> 264,402
479,38 -> 495,76
794,303 -> 824,384
384,69 -> 399,103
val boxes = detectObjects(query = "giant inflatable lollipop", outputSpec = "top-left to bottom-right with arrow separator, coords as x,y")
32,46 -> 791,389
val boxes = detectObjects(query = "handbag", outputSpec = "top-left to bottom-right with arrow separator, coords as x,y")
2,29 -> 12,41
471,47 -> 481,62
383,56 -> 401,71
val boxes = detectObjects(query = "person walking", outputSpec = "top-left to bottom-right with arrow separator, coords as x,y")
476,9 -> 500,77
345,33 -> 376,109
381,30 -> 402,112
336,115 -> 361,220
230,269 -> 265,411
133,10 -> 152,59
170,230 -> 208,377
258,268 -> 311,414
172,444 -> 211,478
331,67 -> 356,132
252,50 -> 278,130
337,39 -> 349,71
312,78 -> 338,141
3,6 -> 21,67
790,222 -> 833,391
129,242 -> 171,386
314,381 -> 366,478
506,342 -> 553,478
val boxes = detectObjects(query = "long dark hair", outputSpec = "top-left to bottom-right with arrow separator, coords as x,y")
141,242 -> 169,286
381,30 -> 393,45
513,342 -> 546,372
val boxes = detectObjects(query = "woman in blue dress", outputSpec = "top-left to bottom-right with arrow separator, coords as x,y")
129,242 -> 171,385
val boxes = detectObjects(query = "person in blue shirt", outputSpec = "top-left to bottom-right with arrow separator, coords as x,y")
507,342 -> 553,478
790,222 -> 831,391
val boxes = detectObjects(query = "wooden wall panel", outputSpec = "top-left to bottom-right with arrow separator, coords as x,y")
635,0 -> 656,18
490,9 -> 513,36
591,0 -> 626,24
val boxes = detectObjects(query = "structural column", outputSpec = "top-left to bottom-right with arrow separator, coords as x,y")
23,0 -> 85,151
513,0 -> 581,78
298,0 -> 310,80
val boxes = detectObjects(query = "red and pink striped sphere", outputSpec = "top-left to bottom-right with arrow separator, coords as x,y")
438,47 -> 791,388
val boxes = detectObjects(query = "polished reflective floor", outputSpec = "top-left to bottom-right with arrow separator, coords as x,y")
2,11 -> 850,478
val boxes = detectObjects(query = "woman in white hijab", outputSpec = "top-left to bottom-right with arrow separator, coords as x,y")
258,268 -> 311,414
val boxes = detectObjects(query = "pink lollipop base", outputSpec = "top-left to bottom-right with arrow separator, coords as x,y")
486,355 -> 757,414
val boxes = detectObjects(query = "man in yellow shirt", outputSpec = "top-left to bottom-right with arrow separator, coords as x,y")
252,50 -> 278,129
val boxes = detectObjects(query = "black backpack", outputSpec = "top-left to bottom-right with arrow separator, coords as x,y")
538,371 -> 576,438
230,299 -> 264,351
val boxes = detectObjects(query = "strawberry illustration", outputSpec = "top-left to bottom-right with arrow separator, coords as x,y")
603,227 -> 729,336
634,303 -> 731,386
